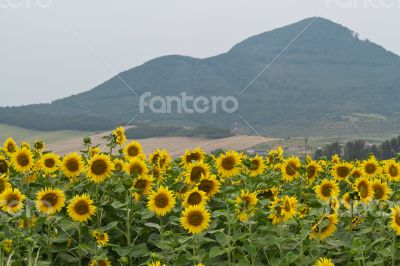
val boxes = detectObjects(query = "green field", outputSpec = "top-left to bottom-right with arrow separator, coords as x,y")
0,124 -> 91,145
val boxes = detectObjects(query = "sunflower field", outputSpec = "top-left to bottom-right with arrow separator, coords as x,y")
1,128 -> 400,266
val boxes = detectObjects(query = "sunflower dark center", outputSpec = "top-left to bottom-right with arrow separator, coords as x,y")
186,153 -> 200,164
222,157 -> 235,170
358,182 -> 368,198
7,143 -> 15,153
321,184 -> 332,197
129,164 -> 143,175
198,180 -> 213,193
373,185 -> 383,199
190,166 -> 205,182
98,260 -> 107,266
0,181 -> 6,192
389,165 -> 398,177
91,159 -> 107,175
6,195 -> 19,207
258,189 -> 273,199
134,179 -> 147,191
74,200 -> 89,215
365,163 -> 376,174
128,146 -> 138,157
285,162 -> 297,176
0,160 -> 8,174
17,154 -> 30,167
249,159 -> 260,171
336,166 -> 350,178
188,211 -> 203,226
188,192 -> 202,205
41,193 -> 58,207
284,200 -> 291,211
307,166 -> 316,178
66,159 -> 79,172
155,194 -> 169,208
44,158 -> 55,168
395,213 -> 400,226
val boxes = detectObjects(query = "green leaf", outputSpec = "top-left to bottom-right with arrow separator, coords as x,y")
208,246 -> 225,258
100,221 -> 119,231
144,222 -> 161,231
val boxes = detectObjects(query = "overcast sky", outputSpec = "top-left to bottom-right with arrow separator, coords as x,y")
1,0 -> 399,107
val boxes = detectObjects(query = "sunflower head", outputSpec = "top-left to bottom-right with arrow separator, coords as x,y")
87,154 -> 114,183
306,161 -> 322,182
390,205 -> 400,235
132,175 -> 154,201
113,126 -> 127,145
123,141 -> 144,159
147,186 -> 176,216
125,158 -> 148,177
11,147 -> 34,173
0,187 -> 26,214
361,157 -> 380,178
92,229 -> 109,246
331,162 -> 352,180
36,188 -> 66,215
61,153 -> 83,178
197,174 -> 220,198
0,156 -> 9,176
34,140 -> 45,151
182,147 -> 205,166
216,151 -> 242,179
315,179 -> 339,202
245,155 -> 266,177
182,188 -> 208,208
89,258 -> 111,266
280,195 -> 298,221
149,149 -> 171,170
113,158 -> 126,172
67,194 -> 96,223
314,257 -> 335,266
3,137 -> 17,154
309,214 -> 338,240
89,147 -> 101,157
185,161 -> 210,185
0,175 -> 11,193
354,177 -> 374,203
371,180 -> 390,201
39,153 -> 60,174
257,187 -> 278,200
180,205 -> 211,234
384,160 -> 400,181
281,156 -> 301,182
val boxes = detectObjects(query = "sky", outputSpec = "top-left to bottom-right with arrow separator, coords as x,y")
1,0 -> 399,107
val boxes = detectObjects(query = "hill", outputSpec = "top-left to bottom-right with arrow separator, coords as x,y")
1,17 -> 400,137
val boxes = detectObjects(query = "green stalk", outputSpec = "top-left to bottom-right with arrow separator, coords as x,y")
392,231 -> 396,266
47,218 -> 53,263
78,224 -> 82,266
0,249 -> 4,266
126,191 -> 132,266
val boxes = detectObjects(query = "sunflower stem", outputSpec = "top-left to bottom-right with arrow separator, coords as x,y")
47,218 -> 53,263
0,249 -> 4,266
125,190 -> 132,266
392,231 -> 397,266
78,223 -> 82,266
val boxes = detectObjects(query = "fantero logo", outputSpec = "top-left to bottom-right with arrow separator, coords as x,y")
139,92 -> 239,114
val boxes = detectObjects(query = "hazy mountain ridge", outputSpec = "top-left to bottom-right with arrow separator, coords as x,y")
1,17 -> 400,136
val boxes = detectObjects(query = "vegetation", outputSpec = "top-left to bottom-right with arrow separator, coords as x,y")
1,17 -> 400,137
125,126 -> 233,139
1,128 -> 400,265
315,135 -> 400,160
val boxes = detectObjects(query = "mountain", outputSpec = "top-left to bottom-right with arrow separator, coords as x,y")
1,17 -> 400,137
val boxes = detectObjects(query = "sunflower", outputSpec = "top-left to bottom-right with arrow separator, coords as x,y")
267,146 -> 283,165
182,188 -> 208,208
182,147 -> 205,167
268,197 -> 283,225
331,162 -> 352,180
315,179 -> 340,202
39,153 -> 60,174
113,126 -> 127,145
3,137 -> 17,154
92,230 -> 109,246
384,160 -> 400,181
330,198 -> 340,213
390,205 -> 400,235
281,195 -> 297,221
36,188 -> 66,215
149,165 -> 165,182
89,146 -> 101,157
89,258 -> 111,266
235,190 -> 258,221
61,153 -> 83,178
331,154 -> 340,164
147,186 -> 176,216
0,156 -> 9,176
113,158 -> 125,173
18,215 -> 38,229
123,141 -> 144,159
1,239 -> 12,255
371,180 -> 390,200
11,147 -> 34,173
132,175 -> 153,201
87,154 -> 114,183
149,149 -> 171,170
197,174 -> 220,198
350,167 -> 362,179
0,187 -> 25,214
124,158 -> 148,177
309,213 -> 338,240
342,192 -> 358,209
361,157 -> 380,178
245,155 -> 266,177
306,161 -> 322,183
148,261 -> 163,266
257,187 -> 279,200
314,257 -> 335,266
180,205 -> 211,234
0,175 -> 11,194
34,140 -> 45,151
216,151 -> 242,179
298,205 -> 311,219
185,161 -> 210,185
354,177 -> 374,203
281,156 -> 301,182
20,141 -> 30,149
67,194 -> 96,222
